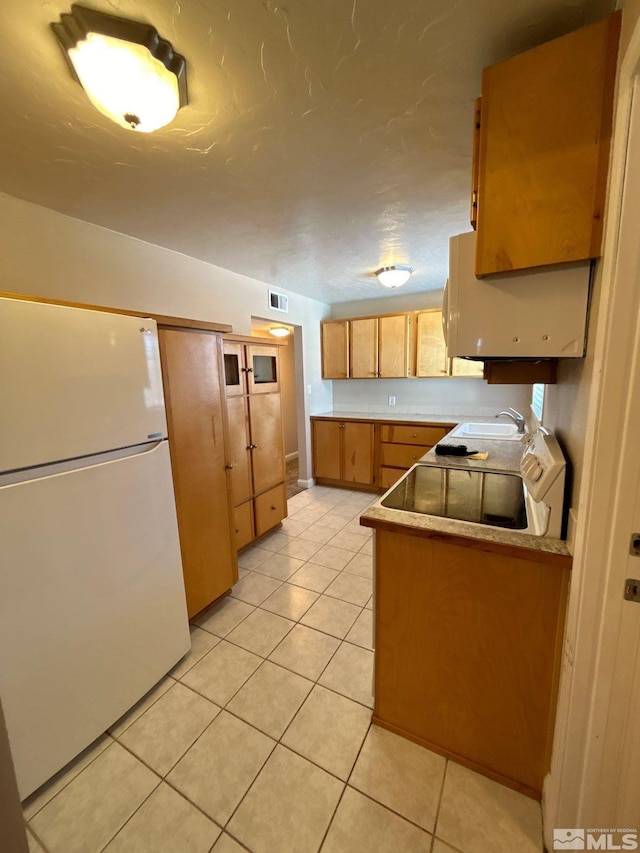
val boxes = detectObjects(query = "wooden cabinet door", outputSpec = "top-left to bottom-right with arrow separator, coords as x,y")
234,501 -> 255,551
343,422 -> 374,485
476,13 -> 620,275
416,312 -> 448,377
254,484 -> 287,537
159,328 -> 236,618
378,314 -> 409,378
312,420 -> 342,480
451,358 -> 484,378
225,396 -> 253,504
223,341 -> 246,397
350,318 -> 378,378
248,393 -> 285,494
322,321 -> 349,379
247,345 -> 280,394
470,97 -> 482,230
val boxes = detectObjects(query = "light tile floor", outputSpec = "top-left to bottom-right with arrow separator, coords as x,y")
23,484 -> 544,853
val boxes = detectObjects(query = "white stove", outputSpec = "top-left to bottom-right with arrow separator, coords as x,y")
518,427 -> 567,538
380,427 -> 567,539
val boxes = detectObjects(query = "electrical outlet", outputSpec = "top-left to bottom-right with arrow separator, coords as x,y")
388,396 -> 396,406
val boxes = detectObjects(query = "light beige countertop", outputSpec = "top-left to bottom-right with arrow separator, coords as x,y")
419,436 -> 527,474
361,501 -> 570,556
311,411 -> 485,425
360,425 -> 571,557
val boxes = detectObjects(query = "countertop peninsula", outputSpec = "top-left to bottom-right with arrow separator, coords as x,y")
360,427 -> 571,558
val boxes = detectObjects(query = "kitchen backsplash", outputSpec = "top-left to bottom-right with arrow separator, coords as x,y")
331,377 -> 532,418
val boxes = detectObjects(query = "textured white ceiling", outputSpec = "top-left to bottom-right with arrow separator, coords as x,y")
0,0 -> 615,304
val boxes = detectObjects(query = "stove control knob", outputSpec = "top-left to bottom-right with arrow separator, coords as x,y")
522,455 -> 544,482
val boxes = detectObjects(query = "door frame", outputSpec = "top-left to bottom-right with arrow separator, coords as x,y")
543,10 -> 640,840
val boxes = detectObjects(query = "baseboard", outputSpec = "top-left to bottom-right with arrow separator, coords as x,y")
285,451 -> 299,463
297,478 -> 314,489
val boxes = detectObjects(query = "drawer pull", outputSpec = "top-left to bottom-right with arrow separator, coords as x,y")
271,505 -> 277,511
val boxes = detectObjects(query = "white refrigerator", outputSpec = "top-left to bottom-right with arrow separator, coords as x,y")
0,297 -> 190,799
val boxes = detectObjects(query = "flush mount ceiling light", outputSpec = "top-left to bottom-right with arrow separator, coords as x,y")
375,264 -> 414,288
269,326 -> 290,338
52,5 -> 188,133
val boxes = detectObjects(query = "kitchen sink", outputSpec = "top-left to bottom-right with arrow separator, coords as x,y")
449,422 -> 524,441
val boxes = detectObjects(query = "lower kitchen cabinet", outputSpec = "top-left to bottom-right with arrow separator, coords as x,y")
312,418 -> 375,489
254,484 -> 288,537
378,423 -> 453,491
158,326 -> 238,619
233,500 -> 255,551
364,524 -> 571,799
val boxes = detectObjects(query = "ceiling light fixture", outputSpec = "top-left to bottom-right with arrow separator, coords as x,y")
375,264 -> 414,288
269,326 -> 290,338
52,5 -> 188,133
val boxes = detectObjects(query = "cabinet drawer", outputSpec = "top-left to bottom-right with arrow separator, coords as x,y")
234,501 -> 254,551
254,484 -> 287,537
379,424 -> 450,445
379,442 -> 431,468
379,466 -> 406,490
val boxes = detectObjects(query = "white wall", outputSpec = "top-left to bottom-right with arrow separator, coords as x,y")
329,289 -> 532,417
331,377 -> 532,417
0,192 -> 331,478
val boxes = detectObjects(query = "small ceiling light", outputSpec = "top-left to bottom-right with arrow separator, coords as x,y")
269,326 -> 290,338
52,5 -> 188,133
375,264 -> 414,288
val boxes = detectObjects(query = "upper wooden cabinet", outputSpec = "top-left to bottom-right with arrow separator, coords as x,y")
321,313 -> 417,380
378,314 -> 410,378
416,310 -> 484,378
474,12 -> 621,275
321,320 -> 349,379
416,311 -> 448,377
350,317 -> 379,378
321,311 -> 482,380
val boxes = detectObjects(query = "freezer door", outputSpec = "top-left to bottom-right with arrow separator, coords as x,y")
0,298 -> 167,472
0,440 -> 189,798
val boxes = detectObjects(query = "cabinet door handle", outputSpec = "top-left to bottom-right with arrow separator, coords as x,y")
247,443 -> 258,450
225,463 -> 234,470
271,505 -> 277,511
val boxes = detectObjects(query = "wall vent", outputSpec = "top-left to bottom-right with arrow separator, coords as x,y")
269,290 -> 289,313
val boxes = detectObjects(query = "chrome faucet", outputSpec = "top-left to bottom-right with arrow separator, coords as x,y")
496,407 -> 526,433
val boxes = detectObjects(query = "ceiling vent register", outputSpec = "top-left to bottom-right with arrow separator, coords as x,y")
269,290 -> 289,313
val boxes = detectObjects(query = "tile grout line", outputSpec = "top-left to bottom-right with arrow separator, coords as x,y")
26,488 -> 377,853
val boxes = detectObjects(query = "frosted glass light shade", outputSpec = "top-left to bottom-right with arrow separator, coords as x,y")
52,6 -> 187,133
375,265 -> 414,288
69,35 -> 180,132
269,327 -> 290,338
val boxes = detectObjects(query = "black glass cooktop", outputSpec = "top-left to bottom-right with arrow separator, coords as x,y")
381,465 -> 527,529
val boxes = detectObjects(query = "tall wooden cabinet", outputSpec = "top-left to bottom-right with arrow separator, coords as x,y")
158,326 -> 237,619
474,12 -> 620,275
223,337 -> 287,550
